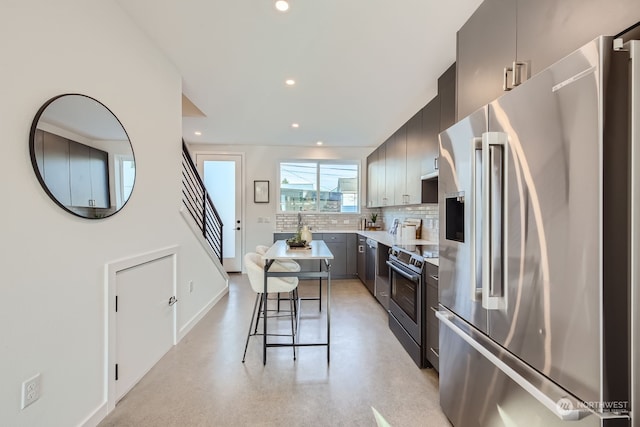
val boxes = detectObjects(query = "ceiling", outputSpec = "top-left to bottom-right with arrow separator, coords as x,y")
115,0 -> 482,148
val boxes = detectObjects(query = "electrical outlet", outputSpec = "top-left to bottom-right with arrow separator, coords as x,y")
189,281 -> 194,293
343,219 -> 350,224
264,217 -> 270,223
257,217 -> 264,223
331,220 -> 338,224
21,373 -> 41,409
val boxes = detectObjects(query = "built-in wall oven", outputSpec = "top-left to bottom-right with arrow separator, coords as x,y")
387,246 -> 427,368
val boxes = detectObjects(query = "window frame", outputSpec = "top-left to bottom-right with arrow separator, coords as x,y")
277,159 -> 361,214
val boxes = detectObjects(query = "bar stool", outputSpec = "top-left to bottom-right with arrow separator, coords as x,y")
256,244 -> 300,272
256,244 -> 301,310
242,252 -> 299,362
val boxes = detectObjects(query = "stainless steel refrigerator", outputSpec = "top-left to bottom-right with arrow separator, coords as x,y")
437,36 -> 640,426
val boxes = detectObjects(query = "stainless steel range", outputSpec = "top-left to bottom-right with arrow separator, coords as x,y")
387,245 -> 428,367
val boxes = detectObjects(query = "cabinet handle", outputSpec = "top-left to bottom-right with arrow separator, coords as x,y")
503,66 -> 513,91
512,61 -> 529,87
430,347 -> 439,358
434,156 -> 439,170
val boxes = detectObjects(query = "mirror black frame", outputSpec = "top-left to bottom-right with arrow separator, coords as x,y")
29,94 -> 135,219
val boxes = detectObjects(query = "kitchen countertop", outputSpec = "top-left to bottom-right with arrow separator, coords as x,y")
354,230 -> 437,247
275,229 -> 437,247
275,229 -> 439,267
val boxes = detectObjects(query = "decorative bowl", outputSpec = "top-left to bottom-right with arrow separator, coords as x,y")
286,239 -> 307,248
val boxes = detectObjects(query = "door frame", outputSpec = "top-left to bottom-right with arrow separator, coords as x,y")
105,246 -> 178,413
194,150 -> 245,272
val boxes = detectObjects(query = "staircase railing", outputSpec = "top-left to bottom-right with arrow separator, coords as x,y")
181,141 -> 223,263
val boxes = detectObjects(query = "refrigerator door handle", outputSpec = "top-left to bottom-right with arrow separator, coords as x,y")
436,309 -> 591,421
470,137 -> 483,302
481,132 -> 507,310
619,38 -> 640,427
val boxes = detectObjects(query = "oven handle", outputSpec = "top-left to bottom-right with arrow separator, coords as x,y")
386,261 -> 420,282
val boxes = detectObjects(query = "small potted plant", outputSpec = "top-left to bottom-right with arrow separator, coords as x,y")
369,213 -> 378,229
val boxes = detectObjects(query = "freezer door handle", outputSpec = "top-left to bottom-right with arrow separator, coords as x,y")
481,132 -> 506,310
470,137 -> 483,302
632,39 -> 640,427
435,309 -> 590,421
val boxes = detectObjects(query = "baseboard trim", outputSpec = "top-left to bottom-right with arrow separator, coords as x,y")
79,401 -> 107,427
178,284 -> 229,342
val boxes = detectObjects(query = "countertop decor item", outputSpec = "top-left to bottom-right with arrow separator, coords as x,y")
286,237 -> 306,248
300,225 -> 312,243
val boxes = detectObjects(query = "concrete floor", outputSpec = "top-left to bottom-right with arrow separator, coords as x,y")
98,275 -> 452,427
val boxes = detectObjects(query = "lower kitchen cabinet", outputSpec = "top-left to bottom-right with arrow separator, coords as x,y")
323,233 -> 347,278
356,234 -> 366,283
425,262 -> 439,371
346,233 -> 358,276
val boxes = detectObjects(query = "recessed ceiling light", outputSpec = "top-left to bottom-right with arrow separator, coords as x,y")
291,123 -> 299,128
275,0 -> 289,12
316,141 -> 323,146
194,131 -> 202,136
285,79 -> 295,86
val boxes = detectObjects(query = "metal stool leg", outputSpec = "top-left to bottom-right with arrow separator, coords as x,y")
289,290 -> 296,360
253,292 -> 264,334
242,293 -> 261,363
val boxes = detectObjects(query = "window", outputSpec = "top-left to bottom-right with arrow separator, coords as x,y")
279,161 -> 359,213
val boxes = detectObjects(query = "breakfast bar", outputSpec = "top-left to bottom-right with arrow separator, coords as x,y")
261,239 -> 334,365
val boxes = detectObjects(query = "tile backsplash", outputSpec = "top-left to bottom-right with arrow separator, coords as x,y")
276,212 -> 373,231
379,204 -> 439,242
275,204 -> 439,241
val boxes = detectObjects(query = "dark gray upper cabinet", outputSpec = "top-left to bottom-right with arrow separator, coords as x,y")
366,144 -> 386,208
405,109 -> 423,205
367,95 -> 442,206
41,131 -> 72,206
457,0 -> 516,120
387,126 -> 406,206
69,142 -> 110,208
420,96 -> 440,177
457,0 -> 640,120
517,0 -> 640,77
438,63 -> 456,132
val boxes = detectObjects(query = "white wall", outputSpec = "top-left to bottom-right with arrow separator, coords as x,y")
188,143 -> 374,266
0,1 -> 226,425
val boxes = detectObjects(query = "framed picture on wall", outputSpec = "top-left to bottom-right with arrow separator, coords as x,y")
254,180 -> 269,203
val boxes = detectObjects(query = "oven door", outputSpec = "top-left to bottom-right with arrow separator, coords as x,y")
387,260 -> 422,345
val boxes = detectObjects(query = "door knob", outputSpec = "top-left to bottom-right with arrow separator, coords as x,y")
168,296 -> 178,306
236,227 -> 241,231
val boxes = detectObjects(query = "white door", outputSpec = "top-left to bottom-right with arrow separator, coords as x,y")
115,255 -> 175,402
196,154 -> 243,272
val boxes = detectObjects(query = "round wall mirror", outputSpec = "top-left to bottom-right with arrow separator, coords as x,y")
30,94 -> 135,219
